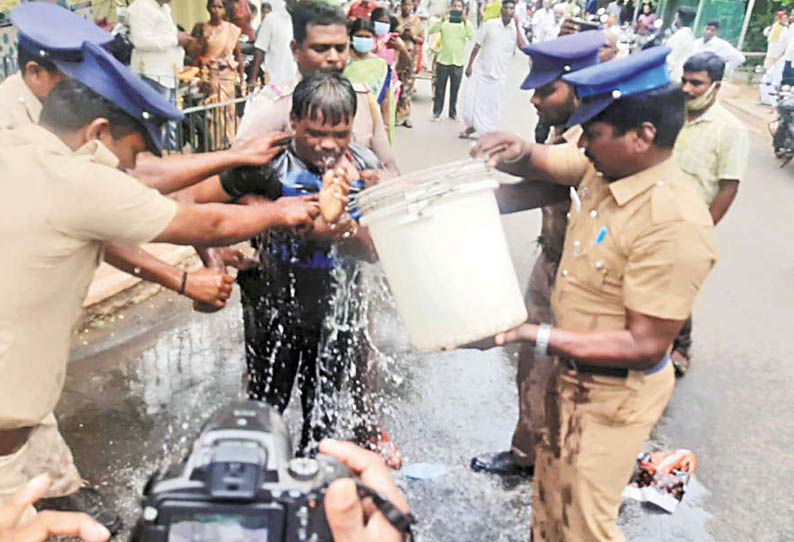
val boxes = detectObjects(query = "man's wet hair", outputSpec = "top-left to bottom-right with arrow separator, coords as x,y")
291,72 -> 357,125
676,6 -> 696,26
588,84 -> 685,149
17,46 -> 59,75
350,18 -> 376,37
291,2 -> 347,45
683,52 -> 725,82
40,79 -> 147,142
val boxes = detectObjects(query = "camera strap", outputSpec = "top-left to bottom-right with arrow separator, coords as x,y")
356,483 -> 417,537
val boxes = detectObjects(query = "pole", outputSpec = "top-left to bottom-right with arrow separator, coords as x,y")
737,0 -> 756,50
693,0 -> 706,34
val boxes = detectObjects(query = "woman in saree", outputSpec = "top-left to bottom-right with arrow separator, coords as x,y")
192,0 -> 245,148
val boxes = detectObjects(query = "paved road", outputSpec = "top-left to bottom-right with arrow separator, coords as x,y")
59,54 -> 794,541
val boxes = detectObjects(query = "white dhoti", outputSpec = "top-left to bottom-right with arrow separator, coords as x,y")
462,72 -> 505,134
761,58 -> 786,106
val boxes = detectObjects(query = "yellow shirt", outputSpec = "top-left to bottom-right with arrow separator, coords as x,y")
0,73 -> 42,130
0,125 -> 177,429
674,102 -> 749,205
544,151 -> 718,332
428,19 -> 475,66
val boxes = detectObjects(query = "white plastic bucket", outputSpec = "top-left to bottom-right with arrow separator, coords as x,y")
356,160 -> 528,351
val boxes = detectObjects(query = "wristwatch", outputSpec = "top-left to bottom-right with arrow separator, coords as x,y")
535,323 -> 552,357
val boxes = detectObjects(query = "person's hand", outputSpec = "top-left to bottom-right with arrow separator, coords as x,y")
470,131 -> 529,168
558,17 -> 581,35
215,247 -> 259,271
465,64 -> 473,77
494,322 -> 540,346
360,168 -> 384,187
387,34 -> 407,52
319,439 -> 409,542
273,195 -> 321,229
0,475 -> 110,542
178,31 -> 198,49
183,267 -> 234,309
233,132 -> 293,167
320,157 -> 359,223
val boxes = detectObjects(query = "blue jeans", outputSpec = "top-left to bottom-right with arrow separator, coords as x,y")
142,76 -> 178,152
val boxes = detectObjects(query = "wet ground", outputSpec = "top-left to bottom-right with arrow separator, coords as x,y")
56,55 -> 794,541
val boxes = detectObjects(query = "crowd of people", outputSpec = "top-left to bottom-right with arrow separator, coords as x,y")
0,0 -> 755,541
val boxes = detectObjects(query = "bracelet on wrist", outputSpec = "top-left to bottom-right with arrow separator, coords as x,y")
178,271 -> 188,295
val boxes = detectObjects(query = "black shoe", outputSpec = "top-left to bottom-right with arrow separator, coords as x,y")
470,451 -> 534,477
36,486 -> 123,535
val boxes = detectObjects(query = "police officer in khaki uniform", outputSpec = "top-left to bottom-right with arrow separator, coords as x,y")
471,31 -> 605,478
0,40 -> 319,528
475,47 -> 718,541
235,2 -> 399,174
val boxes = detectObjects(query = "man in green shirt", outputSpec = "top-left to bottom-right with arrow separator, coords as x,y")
429,0 -> 475,120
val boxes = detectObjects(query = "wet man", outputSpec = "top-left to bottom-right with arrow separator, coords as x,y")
179,73 -> 399,465
208,2 -> 402,466
0,41 -> 317,527
471,30 -> 605,478
670,51 -> 749,375
475,46 -> 718,542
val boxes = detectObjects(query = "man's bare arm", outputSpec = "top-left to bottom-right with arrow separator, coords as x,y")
153,197 -> 319,247
472,132 -> 580,183
496,309 -> 683,372
104,243 -> 234,308
130,133 -> 292,194
709,179 -> 739,225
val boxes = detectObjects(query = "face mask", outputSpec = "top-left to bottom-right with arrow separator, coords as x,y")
374,21 -> 391,36
449,9 -> 463,22
352,36 -> 376,53
685,82 -> 717,112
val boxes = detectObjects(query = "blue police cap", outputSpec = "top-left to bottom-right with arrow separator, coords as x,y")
57,42 -> 184,156
562,46 -> 672,126
520,31 -> 605,91
11,2 -> 113,65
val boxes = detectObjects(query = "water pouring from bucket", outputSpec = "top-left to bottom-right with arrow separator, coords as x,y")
351,160 -> 528,351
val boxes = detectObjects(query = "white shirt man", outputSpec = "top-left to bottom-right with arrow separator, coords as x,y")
693,30 -> 745,74
254,8 -> 299,86
531,3 -> 557,42
127,0 -> 184,90
462,10 -> 524,135
666,25 -> 696,80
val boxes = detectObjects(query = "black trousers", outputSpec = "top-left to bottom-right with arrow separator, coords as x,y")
673,316 -> 693,358
433,63 -> 464,118
238,264 -> 369,454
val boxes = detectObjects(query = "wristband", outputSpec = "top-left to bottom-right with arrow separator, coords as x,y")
535,323 -> 552,357
178,271 -> 188,295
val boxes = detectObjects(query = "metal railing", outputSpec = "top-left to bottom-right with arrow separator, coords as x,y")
175,91 -> 249,154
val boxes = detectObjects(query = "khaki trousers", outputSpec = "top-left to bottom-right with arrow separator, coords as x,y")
0,413 -> 82,524
531,362 -> 675,542
511,252 -> 559,467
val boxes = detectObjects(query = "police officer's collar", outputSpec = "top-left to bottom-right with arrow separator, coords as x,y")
608,157 -> 679,207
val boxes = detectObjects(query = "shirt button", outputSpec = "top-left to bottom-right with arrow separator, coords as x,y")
17,97 -> 24,103
566,212 -> 571,219
590,209 -> 598,218
656,181 -> 665,187
595,260 -> 605,271
562,269 -> 569,277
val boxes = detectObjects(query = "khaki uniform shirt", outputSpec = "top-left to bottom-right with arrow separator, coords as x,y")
0,125 -> 177,429
0,73 -> 42,130
539,125 -> 585,263
544,149 -> 718,332
674,102 -> 749,205
235,80 -> 399,173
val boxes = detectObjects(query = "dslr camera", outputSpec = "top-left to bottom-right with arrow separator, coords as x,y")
130,401 -> 350,542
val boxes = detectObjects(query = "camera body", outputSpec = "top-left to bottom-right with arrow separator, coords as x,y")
131,401 -> 350,542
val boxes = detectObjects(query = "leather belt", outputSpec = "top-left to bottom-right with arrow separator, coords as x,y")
561,357 -> 629,379
0,427 -> 33,457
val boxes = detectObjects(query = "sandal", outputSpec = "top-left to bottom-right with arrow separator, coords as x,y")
671,350 -> 691,377
369,431 -> 404,470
